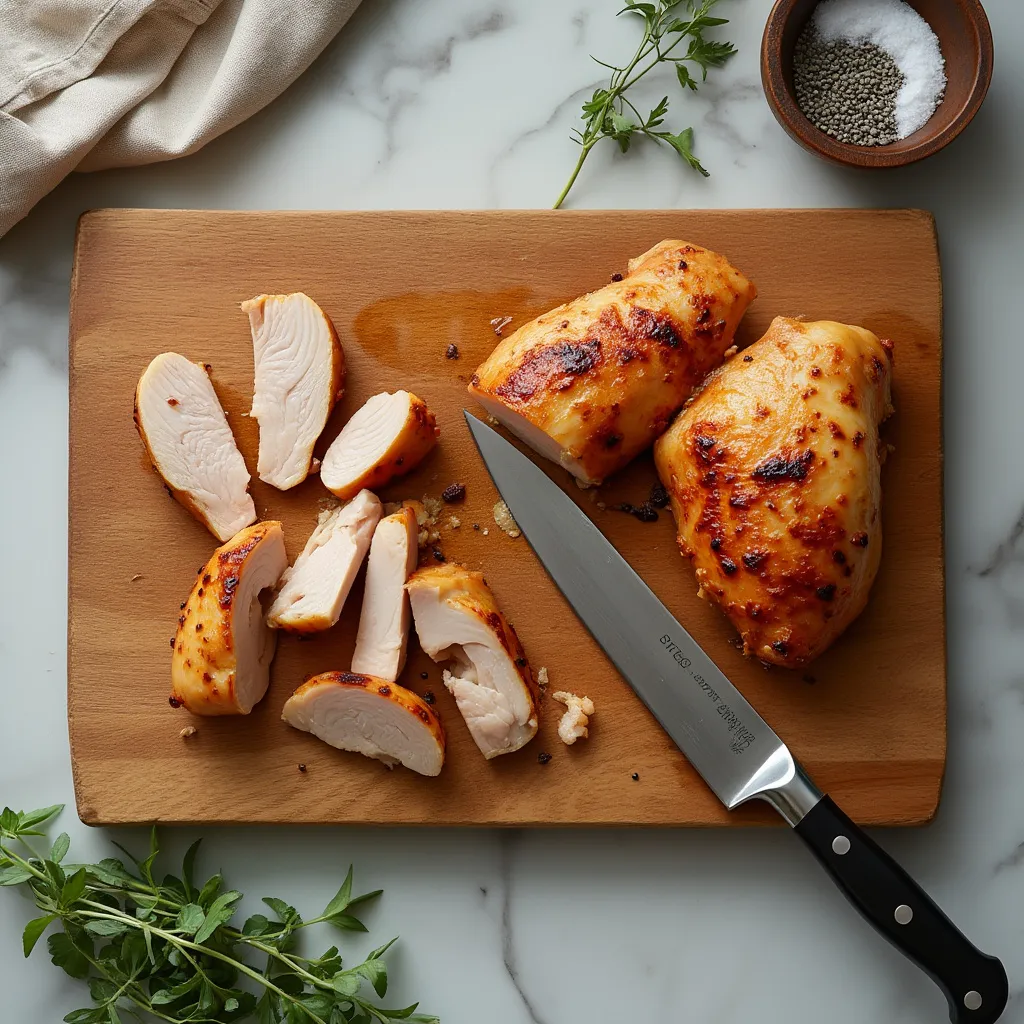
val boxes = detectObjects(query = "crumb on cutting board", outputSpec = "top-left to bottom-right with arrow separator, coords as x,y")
180,725 -> 197,740
493,499 -> 521,538
551,690 -> 594,745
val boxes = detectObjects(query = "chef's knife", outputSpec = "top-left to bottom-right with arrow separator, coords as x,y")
465,412 -> 1007,1024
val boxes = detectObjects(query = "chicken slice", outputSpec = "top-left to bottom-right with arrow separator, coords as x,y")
243,292 -> 345,490
469,240 -> 757,485
551,691 -> 595,745
351,507 -> 419,681
282,672 -> 445,776
406,564 -> 539,759
267,490 -> 382,633
135,352 -> 255,542
320,391 -> 439,500
653,317 -> 894,668
170,521 -> 287,715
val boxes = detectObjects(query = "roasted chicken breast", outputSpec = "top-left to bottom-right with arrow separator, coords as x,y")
267,490 -> 381,633
170,521 -> 287,714
653,317 -> 894,668
321,391 -> 438,500
282,672 -> 445,776
469,240 -> 757,485
243,292 -> 345,490
351,507 -> 419,681
135,352 -> 255,542
407,564 -> 539,759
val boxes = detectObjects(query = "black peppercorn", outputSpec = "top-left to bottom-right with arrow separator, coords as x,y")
538,752 -> 552,764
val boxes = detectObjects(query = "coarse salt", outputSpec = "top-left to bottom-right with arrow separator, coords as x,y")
812,0 -> 946,139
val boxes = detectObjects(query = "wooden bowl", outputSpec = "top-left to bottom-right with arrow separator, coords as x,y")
761,0 -> 993,168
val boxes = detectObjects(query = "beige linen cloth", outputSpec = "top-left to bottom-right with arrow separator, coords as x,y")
0,0 -> 362,238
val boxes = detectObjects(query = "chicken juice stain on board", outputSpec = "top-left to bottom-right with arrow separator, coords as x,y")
352,289 -> 556,370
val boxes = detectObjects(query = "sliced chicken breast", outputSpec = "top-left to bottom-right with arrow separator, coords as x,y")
243,292 -> 345,490
351,507 -> 419,681
267,490 -> 382,633
321,391 -> 439,500
406,564 -> 539,759
282,672 -> 445,776
135,352 -> 255,542
170,521 -> 287,715
469,240 -> 757,485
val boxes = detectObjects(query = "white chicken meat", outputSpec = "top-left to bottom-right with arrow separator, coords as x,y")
282,672 -> 445,776
320,390 -> 438,499
135,352 -> 255,542
351,506 -> 419,681
243,292 -> 345,490
267,490 -> 381,632
406,564 -> 539,759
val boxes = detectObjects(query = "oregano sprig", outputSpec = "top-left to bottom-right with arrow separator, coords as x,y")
0,804 -> 437,1024
553,0 -> 737,208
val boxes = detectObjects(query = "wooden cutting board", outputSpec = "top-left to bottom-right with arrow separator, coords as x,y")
68,209 -> 944,827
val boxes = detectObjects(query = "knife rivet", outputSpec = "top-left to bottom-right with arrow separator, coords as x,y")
894,904 -> 913,925
964,991 -> 983,1011
831,835 -> 850,855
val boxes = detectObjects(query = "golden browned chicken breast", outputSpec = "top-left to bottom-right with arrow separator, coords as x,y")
469,240 -> 756,485
170,521 -> 288,715
653,317 -> 893,669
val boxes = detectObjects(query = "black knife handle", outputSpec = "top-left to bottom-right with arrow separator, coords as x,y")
794,796 -> 1007,1024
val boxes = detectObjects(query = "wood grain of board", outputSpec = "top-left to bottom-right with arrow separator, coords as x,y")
68,209 -> 944,827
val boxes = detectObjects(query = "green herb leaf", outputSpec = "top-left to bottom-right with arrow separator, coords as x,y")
61,867 -> 88,907
51,832 -> 71,863
176,902 -> 206,936
181,838 -> 202,899
333,972 -> 361,997
194,889 -> 242,943
23,914 -> 57,956
0,863 -> 33,886
321,866 -> 355,919
358,957 -> 388,998
263,896 -> 302,927
63,1009 -> 104,1024
17,804 -> 64,833
197,872 -> 223,908
326,912 -> 369,933
653,126 -> 709,175
243,912 -> 272,936
84,918 -> 128,938
49,932 -> 92,979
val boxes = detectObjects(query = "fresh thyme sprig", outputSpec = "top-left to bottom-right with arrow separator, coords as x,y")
0,804 -> 437,1024
553,0 -> 737,208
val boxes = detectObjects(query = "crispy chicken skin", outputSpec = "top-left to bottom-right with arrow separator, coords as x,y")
653,317 -> 893,669
407,563 -> 539,759
170,522 -> 288,715
282,672 -> 445,776
469,240 -> 757,484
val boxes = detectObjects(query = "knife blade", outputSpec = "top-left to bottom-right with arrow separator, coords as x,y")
465,411 -> 1007,1024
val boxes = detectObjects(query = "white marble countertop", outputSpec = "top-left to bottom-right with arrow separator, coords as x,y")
2,0 -> 1023,1020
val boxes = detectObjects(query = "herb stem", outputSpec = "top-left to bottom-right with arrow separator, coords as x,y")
76,905 -> 330,1024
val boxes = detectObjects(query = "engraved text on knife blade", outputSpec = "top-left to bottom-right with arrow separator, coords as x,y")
659,634 -> 756,754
